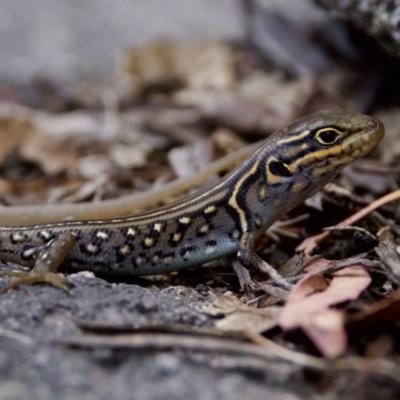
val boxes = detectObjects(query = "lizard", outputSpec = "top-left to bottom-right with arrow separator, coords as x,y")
0,107 -> 384,291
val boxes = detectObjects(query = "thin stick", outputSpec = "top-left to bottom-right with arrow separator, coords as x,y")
296,189 -> 400,256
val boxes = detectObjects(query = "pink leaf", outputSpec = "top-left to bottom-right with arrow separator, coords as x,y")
278,260 -> 371,358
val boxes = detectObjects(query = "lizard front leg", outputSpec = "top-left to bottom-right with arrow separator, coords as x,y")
237,231 -> 292,290
1,231 -> 76,290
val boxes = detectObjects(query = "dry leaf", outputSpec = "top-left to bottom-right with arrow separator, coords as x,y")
119,39 -> 236,98
34,111 -> 105,138
20,130 -> 80,175
204,293 -> 244,316
238,71 -> 314,119
0,115 -> 34,163
167,140 -> 213,178
204,293 -> 280,333
109,143 -> 151,169
174,90 -> 288,134
210,127 -> 247,154
278,259 -> 371,358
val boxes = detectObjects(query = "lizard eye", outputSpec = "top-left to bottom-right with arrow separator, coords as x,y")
315,128 -> 341,145
269,160 -> 293,177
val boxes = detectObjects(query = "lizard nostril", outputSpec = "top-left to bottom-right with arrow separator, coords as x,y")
367,120 -> 377,131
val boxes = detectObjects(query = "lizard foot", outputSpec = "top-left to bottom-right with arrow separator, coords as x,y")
1,270 -> 69,291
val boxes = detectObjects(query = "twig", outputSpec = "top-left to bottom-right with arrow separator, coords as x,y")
60,329 -> 400,382
296,189 -> 400,256
287,254 -> 382,284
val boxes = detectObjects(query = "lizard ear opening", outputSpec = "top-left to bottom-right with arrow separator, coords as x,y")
268,160 -> 293,177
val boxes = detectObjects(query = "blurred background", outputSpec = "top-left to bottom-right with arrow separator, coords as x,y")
0,0 -> 322,83
0,0 -> 398,207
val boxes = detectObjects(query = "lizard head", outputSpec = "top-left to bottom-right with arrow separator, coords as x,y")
263,107 -> 384,195
236,107 -> 385,233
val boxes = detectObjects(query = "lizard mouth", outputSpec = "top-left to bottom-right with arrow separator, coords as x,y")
342,116 -> 385,159
313,115 -> 385,171
293,114 -> 385,171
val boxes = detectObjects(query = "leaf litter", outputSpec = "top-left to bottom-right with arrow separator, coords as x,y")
1,18 -> 400,395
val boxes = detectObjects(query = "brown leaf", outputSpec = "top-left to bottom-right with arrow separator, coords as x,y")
0,115 -> 34,163
204,293 -> 244,316
20,130 -> 80,175
204,293 -> 280,333
119,39 -> 236,98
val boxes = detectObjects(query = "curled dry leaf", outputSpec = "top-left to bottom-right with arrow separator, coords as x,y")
278,258 -> 371,358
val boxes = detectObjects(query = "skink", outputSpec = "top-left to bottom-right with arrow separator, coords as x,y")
0,107 -> 384,290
